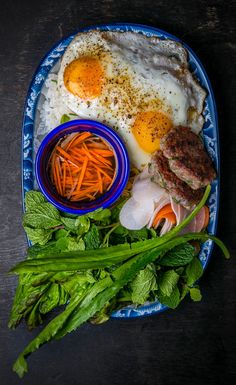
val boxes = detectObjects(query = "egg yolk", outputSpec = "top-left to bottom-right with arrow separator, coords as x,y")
63,56 -> 104,99
132,111 -> 173,153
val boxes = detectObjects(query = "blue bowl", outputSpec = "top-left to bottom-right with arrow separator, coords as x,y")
35,119 -> 130,214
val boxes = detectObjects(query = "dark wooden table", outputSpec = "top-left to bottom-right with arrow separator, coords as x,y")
0,1 -> 235,384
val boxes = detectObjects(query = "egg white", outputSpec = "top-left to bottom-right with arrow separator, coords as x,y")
57,31 -> 206,169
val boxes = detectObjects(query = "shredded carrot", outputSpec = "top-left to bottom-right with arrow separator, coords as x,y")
65,131 -> 91,150
48,131 -> 116,202
62,162 -> 66,196
93,164 -> 113,180
97,169 -> 103,194
76,157 -> 89,192
91,149 -> 114,157
89,150 -> 113,167
152,204 -> 176,228
55,159 -> 63,196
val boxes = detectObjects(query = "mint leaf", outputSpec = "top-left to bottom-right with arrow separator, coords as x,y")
25,191 -> 46,212
86,208 -> 111,222
61,216 -> 90,235
189,287 -> 202,302
159,243 -> 195,267
23,203 -> 62,229
75,216 -> 90,235
54,229 -> 69,240
185,257 -> 203,286
67,238 -> 85,251
60,114 -> 70,124
56,237 -> 70,251
128,228 -> 149,242
84,224 -> 100,250
55,236 -> 85,252
61,217 -> 77,231
24,227 -> 53,245
159,270 -> 179,297
180,285 -> 189,301
130,264 -> 157,304
158,286 -> 180,309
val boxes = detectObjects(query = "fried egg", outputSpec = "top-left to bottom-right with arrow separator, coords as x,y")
58,31 -> 206,169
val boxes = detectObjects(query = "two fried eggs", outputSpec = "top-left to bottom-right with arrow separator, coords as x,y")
58,31 -> 206,169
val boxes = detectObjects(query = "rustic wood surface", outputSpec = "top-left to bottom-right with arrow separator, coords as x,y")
0,1 -> 235,384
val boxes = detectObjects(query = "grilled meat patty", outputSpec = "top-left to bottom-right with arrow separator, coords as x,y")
149,151 -> 204,210
160,126 -> 216,190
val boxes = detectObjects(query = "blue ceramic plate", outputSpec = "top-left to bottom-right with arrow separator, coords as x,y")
22,23 -> 219,318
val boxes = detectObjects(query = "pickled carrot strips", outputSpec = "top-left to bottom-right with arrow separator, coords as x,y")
48,131 -> 116,202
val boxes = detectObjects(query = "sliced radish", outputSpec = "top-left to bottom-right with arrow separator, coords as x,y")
194,207 -> 206,232
160,219 -> 175,236
170,197 -> 189,225
132,178 -> 168,204
119,197 -> 154,230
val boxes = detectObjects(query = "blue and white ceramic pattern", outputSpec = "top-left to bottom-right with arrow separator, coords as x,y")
22,23 -> 219,319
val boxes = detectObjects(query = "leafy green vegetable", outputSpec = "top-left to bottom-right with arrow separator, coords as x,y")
128,228 -> 150,242
159,270 -> 179,297
158,286 -> 180,309
25,191 -> 46,211
159,243 -> 195,266
54,229 -> 69,240
8,275 -> 50,329
60,217 -> 78,230
56,237 -> 85,252
23,203 -> 62,229
25,301 -> 43,329
189,287 -> 202,302
185,257 -> 203,286
39,284 -> 68,314
60,114 -> 71,124
86,208 -> 111,222
130,264 -> 157,304
10,232 -> 229,274
90,299 -> 117,325
75,216 -> 90,235
60,216 -> 90,235
13,291 -> 88,378
24,227 -> 54,246
84,224 -> 101,250
9,186 -> 230,378
27,241 -> 58,259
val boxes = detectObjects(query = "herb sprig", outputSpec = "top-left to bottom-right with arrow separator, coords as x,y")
9,188 -> 229,378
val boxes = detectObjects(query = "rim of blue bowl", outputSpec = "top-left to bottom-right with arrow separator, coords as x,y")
35,119 -> 130,214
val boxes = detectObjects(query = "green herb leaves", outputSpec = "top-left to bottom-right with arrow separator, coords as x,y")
159,243 -> 195,266
130,264 -> 158,304
23,202 -> 62,229
159,270 -> 180,297
25,190 -> 46,210
185,257 -> 203,286
9,187 -> 230,378
60,114 -> 71,124
158,286 -> 180,309
84,224 -> 101,250
189,287 -> 202,302
24,227 -> 54,246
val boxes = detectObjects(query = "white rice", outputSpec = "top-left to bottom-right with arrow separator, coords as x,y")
34,66 -> 80,152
